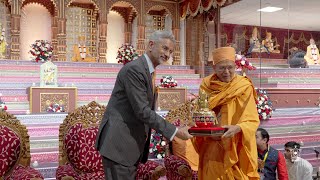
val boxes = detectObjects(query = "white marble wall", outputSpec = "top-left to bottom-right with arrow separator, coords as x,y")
20,3 -> 52,60
107,11 -> 125,63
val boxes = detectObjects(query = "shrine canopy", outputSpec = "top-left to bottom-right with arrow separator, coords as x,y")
179,0 -> 238,19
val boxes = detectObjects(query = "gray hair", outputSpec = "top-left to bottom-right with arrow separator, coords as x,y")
148,30 -> 176,44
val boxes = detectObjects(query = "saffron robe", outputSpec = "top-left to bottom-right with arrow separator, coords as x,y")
72,44 -> 96,62
304,45 -> 320,65
193,74 -> 260,180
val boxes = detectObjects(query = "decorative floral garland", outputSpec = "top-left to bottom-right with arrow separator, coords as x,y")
256,89 -> 273,120
29,40 -> 53,63
149,129 -> 167,159
160,76 -> 178,88
116,44 -> 139,65
46,103 -> 65,113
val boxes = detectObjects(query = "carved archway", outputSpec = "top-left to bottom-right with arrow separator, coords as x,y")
66,0 -> 99,10
107,0 -> 139,15
21,0 -> 57,16
146,5 -> 172,17
1,0 -> 11,11
110,1 -> 138,24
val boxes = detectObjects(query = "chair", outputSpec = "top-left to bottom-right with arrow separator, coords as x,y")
56,101 -> 166,180
0,111 -> 44,180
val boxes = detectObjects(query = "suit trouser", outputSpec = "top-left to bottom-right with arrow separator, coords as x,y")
102,156 -> 137,180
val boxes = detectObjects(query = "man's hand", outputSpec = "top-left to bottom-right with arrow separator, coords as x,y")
257,158 -> 265,169
175,126 -> 193,140
221,125 -> 241,138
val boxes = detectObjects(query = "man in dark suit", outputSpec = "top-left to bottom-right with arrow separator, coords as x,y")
95,30 -> 193,179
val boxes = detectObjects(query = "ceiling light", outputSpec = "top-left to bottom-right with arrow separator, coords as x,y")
257,6 -> 283,12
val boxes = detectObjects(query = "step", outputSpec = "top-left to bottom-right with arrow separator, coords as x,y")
35,165 -> 57,179
0,70 -> 200,79
0,64 -> 196,74
31,151 -> 58,164
252,63 -> 289,68
247,58 -> 288,64
0,59 -> 193,69
0,76 -> 201,84
30,138 -> 58,149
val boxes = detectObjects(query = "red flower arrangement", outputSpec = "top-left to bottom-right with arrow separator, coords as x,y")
116,44 -> 139,65
256,89 -> 273,120
160,76 -> 178,88
149,130 -> 167,159
46,103 -> 65,113
29,40 -> 53,62
235,54 -> 256,70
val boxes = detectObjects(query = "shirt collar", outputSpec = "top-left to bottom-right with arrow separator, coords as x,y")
144,54 -> 155,74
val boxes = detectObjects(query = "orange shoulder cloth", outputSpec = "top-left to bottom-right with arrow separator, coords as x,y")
200,74 -> 257,110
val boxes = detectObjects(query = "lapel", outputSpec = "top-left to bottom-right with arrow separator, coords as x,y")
140,55 -> 153,93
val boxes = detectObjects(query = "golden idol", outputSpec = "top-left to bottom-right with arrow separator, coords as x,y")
188,90 -> 226,137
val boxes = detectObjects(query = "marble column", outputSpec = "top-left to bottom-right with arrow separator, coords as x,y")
51,16 -> 58,61
172,28 -> 181,65
57,18 -> 66,61
10,14 -> 20,60
98,20 -> 107,63
124,22 -> 132,44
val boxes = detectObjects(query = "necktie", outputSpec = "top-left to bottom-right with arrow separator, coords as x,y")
151,71 -> 156,95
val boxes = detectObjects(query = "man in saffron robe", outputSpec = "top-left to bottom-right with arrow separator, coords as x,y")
193,47 -> 260,180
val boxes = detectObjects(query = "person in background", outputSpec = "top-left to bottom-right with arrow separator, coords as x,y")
284,141 -> 313,180
256,128 -> 289,180
304,38 -> 320,65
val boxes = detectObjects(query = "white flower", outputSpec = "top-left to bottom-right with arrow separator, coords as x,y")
249,63 -> 252,66
157,154 -> 162,159
258,109 -> 261,113
149,148 -> 153,153
236,54 -> 242,60
161,141 -> 166,146
260,97 -> 265,101
241,60 -> 245,65
262,112 -> 267,118
259,100 -> 263,105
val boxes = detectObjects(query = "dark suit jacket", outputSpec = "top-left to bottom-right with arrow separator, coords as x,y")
95,55 -> 176,166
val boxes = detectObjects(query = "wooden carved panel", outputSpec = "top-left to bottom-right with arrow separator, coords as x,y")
156,87 -> 187,111
40,93 -> 69,112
